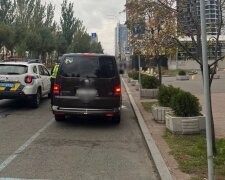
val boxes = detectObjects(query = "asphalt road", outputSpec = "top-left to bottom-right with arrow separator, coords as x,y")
0,86 -> 159,180
162,71 -> 225,94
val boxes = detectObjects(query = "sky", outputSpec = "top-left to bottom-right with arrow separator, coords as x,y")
42,0 -> 127,55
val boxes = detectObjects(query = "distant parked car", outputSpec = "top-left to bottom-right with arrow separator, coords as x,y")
0,59 -> 51,107
51,53 -> 122,123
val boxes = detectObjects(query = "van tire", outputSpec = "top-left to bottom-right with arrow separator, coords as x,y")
55,115 -> 65,122
112,116 -> 120,124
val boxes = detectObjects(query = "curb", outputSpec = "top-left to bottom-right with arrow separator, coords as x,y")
122,78 -> 174,180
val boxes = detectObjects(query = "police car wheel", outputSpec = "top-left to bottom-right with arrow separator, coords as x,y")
32,89 -> 41,108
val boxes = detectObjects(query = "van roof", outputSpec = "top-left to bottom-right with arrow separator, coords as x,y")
63,53 -> 114,57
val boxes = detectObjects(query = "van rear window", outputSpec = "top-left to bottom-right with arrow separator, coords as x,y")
0,64 -> 28,75
60,56 -> 116,78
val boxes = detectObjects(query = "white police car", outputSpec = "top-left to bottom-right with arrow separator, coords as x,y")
0,59 -> 51,108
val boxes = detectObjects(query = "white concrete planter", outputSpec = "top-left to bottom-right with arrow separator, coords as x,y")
151,105 -> 172,124
127,77 -> 131,83
135,83 -> 140,91
165,113 -> 206,134
213,74 -> 220,79
140,88 -> 159,99
176,75 -> 189,80
123,74 -> 128,78
131,79 -> 138,86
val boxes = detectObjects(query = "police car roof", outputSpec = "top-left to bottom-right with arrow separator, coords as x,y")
0,59 -> 42,65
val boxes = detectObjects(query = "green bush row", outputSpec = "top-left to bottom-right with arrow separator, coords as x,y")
178,70 -> 186,76
158,85 -> 202,117
141,74 -> 160,89
128,71 -> 160,89
128,71 -> 139,80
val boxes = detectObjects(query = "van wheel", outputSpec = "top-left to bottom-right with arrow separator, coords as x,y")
112,116 -> 120,124
48,93 -> 51,99
31,89 -> 41,108
55,115 -> 65,122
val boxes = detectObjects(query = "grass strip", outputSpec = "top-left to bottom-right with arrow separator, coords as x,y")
163,131 -> 225,179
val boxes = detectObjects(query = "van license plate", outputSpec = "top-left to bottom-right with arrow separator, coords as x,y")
76,89 -> 97,96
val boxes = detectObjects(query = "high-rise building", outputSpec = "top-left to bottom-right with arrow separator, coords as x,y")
115,23 -> 128,60
177,0 -> 223,35
177,0 -> 225,60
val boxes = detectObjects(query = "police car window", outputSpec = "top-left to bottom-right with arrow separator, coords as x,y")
42,66 -> 50,76
38,65 -> 45,75
33,66 -> 38,74
0,65 -> 28,75
60,56 -> 115,78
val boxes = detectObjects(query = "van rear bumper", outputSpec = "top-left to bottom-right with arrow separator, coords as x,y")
52,106 -> 120,116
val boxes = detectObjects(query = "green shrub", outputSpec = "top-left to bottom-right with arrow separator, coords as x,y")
128,71 -> 139,80
171,91 -> 201,117
158,85 -> 180,107
178,70 -> 186,76
141,74 -> 160,89
132,71 -> 139,80
128,71 -> 133,78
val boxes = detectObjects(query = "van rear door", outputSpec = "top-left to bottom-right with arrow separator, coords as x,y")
54,55 -> 120,109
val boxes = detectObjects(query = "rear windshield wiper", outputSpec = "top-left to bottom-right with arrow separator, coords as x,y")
7,72 -> 21,75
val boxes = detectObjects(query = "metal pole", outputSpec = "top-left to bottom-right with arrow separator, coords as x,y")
138,55 -> 141,90
176,48 -> 178,69
199,0 -> 214,179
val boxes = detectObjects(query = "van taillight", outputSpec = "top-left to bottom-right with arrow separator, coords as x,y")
114,85 -> 121,96
53,84 -> 60,95
25,75 -> 33,83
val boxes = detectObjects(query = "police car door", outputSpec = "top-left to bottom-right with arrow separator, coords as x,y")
38,65 -> 50,94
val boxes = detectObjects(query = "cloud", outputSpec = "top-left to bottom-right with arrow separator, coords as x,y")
73,0 -> 126,54
42,0 -> 126,55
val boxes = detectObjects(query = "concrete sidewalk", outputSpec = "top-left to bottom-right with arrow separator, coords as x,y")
197,93 -> 225,138
122,77 -> 192,180
122,74 -> 225,180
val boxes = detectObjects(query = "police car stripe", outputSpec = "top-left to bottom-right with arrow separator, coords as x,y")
5,87 -> 11,92
10,83 -> 20,91
0,87 -> 5,91
0,84 -> 25,92
15,84 -> 25,91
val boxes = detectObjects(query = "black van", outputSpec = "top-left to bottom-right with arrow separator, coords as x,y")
51,53 -> 122,123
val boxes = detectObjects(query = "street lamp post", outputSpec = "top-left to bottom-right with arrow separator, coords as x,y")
200,0 -> 214,179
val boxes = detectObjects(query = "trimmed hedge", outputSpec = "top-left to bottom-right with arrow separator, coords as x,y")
128,71 -> 133,78
157,85 -> 201,117
132,71 -> 139,80
128,71 -> 139,80
171,91 -> 201,117
158,85 -> 180,107
178,70 -> 186,76
141,74 -> 160,89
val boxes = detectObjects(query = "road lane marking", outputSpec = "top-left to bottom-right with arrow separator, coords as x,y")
0,178 -> 50,180
0,119 -> 54,172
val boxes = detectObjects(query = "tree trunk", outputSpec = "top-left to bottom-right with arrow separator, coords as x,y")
157,56 -> 162,85
208,87 -> 217,156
